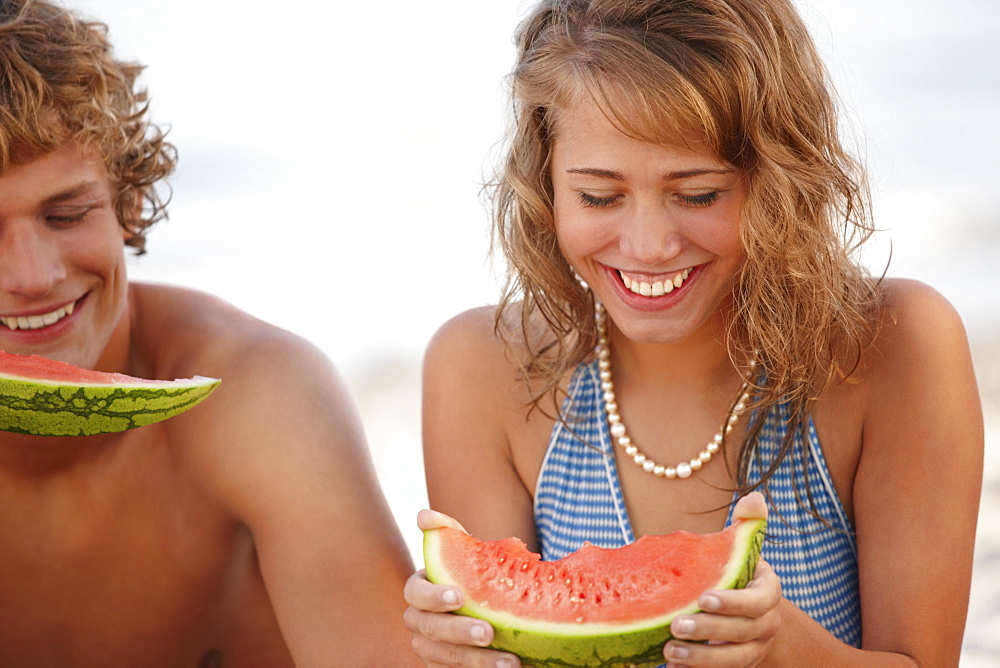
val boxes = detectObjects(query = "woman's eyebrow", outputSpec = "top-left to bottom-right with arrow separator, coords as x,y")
565,167 -> 735,181
566,167 -> 624,180
665,168 -> 736,180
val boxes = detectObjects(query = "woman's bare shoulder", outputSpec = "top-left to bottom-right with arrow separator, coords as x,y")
426,304 -> 538,379
874,277 -> 969,356
425,303 -> 571,428
859,277 -> 976,397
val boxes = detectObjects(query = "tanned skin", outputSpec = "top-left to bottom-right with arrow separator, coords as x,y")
0,144 -> 421,666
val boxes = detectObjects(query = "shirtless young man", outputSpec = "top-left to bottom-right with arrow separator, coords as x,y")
0,1 -> 418,665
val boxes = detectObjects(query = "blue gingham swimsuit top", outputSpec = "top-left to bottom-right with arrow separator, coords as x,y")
534,359 -> 863,647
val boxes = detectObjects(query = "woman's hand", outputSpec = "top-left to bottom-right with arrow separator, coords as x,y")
662,492 -> 781,667
403,510 -> 522,667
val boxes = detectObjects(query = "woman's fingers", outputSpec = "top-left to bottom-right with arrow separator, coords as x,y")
417,508 -> 468,532
404,569 -> 465,613
664,637 -> 767,667
403,604 -> 494,648
662,560 -> 782,666
731,491 -> 767,521
696,560 -> 781,619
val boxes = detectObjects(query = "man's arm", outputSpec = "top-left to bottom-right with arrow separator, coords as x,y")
191,331 -> 419,666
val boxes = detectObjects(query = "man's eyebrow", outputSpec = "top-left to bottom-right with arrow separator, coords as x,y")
565,167 -> 736,181
41,181 -> 103,206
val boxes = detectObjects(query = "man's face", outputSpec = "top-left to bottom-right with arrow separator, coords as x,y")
0,143 -> 130,369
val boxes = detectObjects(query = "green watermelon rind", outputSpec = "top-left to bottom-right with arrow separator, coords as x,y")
424,518 -> 766,668
0,375 -> 221,436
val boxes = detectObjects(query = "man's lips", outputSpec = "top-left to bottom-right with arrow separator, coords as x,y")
0,300 -> 77,331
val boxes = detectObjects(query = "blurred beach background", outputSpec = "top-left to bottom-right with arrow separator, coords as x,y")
72,0 -> 998,662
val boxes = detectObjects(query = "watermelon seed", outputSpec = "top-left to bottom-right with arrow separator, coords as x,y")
575,616 -> 584,623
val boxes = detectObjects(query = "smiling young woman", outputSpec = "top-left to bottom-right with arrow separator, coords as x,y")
404,0 -> 983,666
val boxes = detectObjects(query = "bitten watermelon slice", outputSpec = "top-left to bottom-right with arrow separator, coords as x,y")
0,350 -> 221,436
423,518 -> 766,668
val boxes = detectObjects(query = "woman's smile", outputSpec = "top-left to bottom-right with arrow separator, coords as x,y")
550,98 -> 745,344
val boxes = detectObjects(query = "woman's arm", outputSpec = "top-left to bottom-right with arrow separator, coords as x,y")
406,307 -> 543,666
851,279 -> 982,664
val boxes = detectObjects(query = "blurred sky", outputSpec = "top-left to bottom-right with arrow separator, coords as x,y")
67,0 -> 1000,379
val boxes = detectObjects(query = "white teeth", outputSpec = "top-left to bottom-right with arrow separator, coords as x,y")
619,268 -> 692,297
0,302 -> 75,331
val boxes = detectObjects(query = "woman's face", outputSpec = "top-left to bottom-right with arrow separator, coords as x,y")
550,99 -> 747,346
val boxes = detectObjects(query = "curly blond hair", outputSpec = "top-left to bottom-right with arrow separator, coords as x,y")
0,0 -> 175,254
490,0 -> 882,496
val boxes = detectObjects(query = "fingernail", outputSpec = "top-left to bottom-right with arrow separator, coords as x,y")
496,659 -> 516,668
700,594 -> 721,611
442,588 -> 461,606
471,623 -> 488,643
667,643 -> 690,660
673,617 -> 695,635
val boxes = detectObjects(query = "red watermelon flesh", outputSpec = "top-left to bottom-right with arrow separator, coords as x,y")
423,518 -> 766,667
432,528 -> 744,625
0,350 -> 177,386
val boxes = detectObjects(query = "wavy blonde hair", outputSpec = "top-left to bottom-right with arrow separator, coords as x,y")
490,0 -> 882,495
0,0 -> 175,254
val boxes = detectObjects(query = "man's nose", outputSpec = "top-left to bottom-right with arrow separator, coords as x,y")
0,224 -> 67,298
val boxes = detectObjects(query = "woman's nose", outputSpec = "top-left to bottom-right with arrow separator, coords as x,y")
618,202 -> 683,266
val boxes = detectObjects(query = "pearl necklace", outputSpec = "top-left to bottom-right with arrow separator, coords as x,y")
594,302 -> 754,480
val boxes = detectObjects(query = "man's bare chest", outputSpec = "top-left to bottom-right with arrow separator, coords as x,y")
0,441 -> 290,665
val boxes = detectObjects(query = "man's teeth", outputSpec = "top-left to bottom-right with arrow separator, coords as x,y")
620,268 -> 692,297
0,302 -> 75,331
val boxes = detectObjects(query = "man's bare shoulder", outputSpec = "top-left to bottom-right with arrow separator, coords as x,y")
129,282 -> 319,377
129,283 -> 363,502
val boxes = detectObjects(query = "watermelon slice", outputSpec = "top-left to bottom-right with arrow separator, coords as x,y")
423,518 -> 766,668
0,350 -> 220,436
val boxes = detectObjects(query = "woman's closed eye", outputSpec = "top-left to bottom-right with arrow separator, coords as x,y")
578,192 -> 621,209
676,191 -> 719,208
